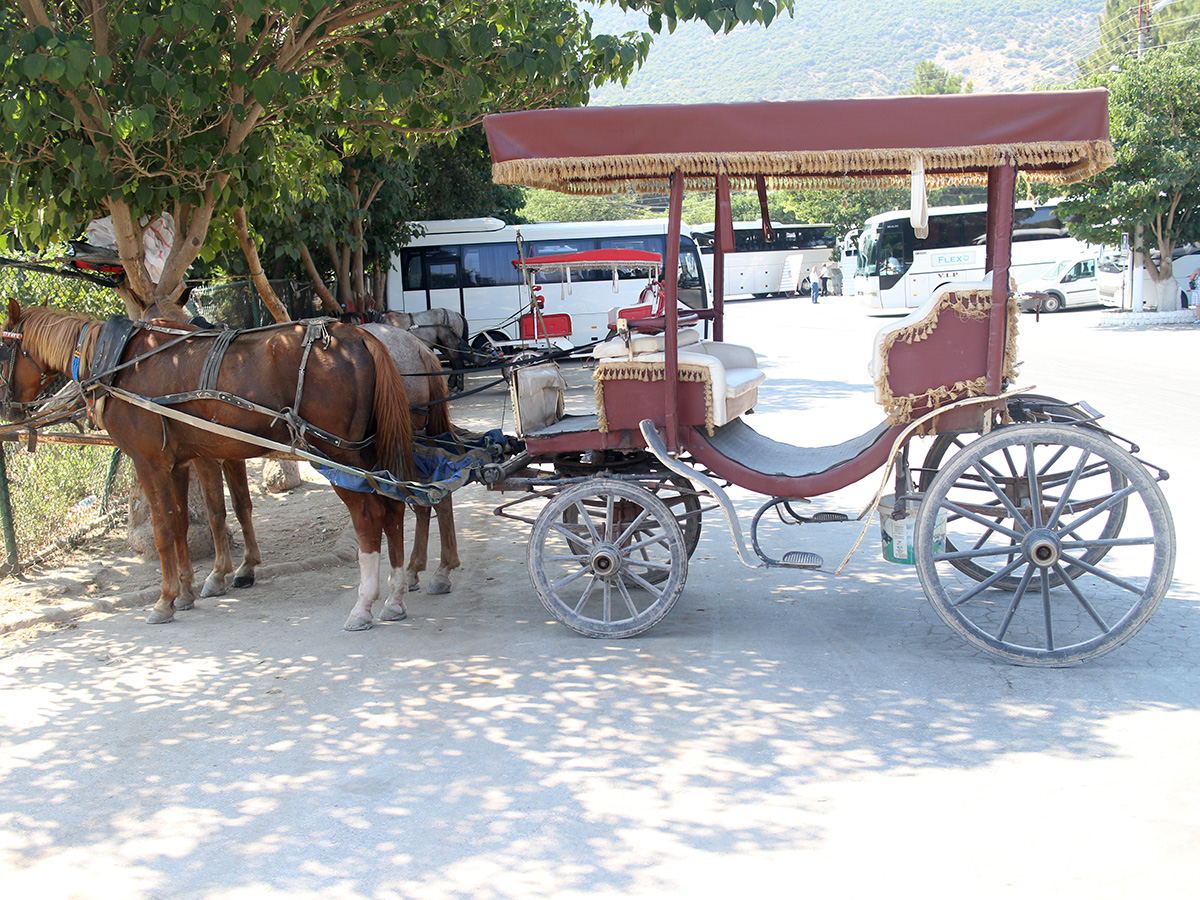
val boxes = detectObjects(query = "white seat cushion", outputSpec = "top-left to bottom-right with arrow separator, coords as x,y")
592,326 -> 701,359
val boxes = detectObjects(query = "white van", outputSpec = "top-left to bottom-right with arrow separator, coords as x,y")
1018,255 -> 1100,312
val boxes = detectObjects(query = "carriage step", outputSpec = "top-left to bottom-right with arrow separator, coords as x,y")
809,512 -> 849,523
780,551 -> 824,569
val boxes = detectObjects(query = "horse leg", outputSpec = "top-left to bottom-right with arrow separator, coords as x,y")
427,496 -> 459,595
406,505 -> 431,593
337,488 -> 386,631
194,459 -> 234,598
170,463 -> 199,612
379,499 -> 410,622
223,459 -> 261,588
133,459 -> 184,624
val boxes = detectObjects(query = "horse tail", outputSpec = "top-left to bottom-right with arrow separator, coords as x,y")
363,334 -> 416,481
457,311 -> 469,342
420,344 -> 454,438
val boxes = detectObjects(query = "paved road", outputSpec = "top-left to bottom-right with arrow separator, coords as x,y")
1,298 -> 1197,899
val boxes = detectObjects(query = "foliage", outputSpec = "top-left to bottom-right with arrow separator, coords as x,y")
1057,44 -> 1200,305
522,189 -> 646,223
0,0 -> 793,312
1078,0 -> 1200,77
903,60 -> 972,94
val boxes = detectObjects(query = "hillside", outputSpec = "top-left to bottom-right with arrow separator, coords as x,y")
587,0 -> 1106,104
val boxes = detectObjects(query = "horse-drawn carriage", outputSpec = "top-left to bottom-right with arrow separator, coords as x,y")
2,88 -> 1176,665
478,88 -> 1176,665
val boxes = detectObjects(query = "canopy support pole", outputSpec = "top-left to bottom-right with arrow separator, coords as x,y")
713,173 -> 732,343
985,162 -> 1016,394
663,170 -> 684,451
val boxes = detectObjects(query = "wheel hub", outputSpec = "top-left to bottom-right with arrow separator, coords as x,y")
1023,528 -> 1062,569
589,544 -> 624,579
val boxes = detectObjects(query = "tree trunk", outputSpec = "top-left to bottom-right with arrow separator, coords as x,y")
233,207 -> 291,324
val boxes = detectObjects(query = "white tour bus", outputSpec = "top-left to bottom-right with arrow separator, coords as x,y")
387,218 -> 709,350
855,201 -> 1093,310
691,220 -> 837,299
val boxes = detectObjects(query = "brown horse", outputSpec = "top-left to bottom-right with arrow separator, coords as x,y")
140,301 -> 262,601
361,322 -> 461,594
2,299 -> 416,631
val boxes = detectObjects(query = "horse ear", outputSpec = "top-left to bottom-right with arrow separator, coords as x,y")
6,297 -> 19,322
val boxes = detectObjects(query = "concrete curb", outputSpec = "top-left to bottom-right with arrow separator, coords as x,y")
1098,309 -> 1196,328
0,527 -> 359,636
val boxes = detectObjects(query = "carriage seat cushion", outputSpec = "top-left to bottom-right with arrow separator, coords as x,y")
595,340 -> 765,428
591,326 -> 701,359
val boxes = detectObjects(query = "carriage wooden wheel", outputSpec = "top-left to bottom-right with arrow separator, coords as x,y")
915,425 -> 1175,666
528,479 -> 688,638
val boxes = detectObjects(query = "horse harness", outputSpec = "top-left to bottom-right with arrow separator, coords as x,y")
84,316 -> 374,454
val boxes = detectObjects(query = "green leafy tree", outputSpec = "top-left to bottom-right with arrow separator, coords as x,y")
1058,45 -> 1200,309
0,0 -> 792,318
1079,0 -> 1200,77
902,60 -> 972,95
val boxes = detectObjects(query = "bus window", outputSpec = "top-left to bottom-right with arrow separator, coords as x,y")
400,249 -> 426,291
461,242 -> 520,288
426,249 -> 461,290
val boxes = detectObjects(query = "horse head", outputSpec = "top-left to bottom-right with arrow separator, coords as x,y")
1,299 -> 68,422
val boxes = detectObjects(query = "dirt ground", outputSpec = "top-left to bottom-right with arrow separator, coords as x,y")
0,459 -> 351,625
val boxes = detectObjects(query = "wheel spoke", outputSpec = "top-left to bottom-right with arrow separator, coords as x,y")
995,564 -> 1036,641
945,557 -> 1026,608
970,461 -> 1033,532
1045,449 -> 1090,529
940,498 -> 1026,540
1052,561 -> 1111,633
1058,550 -> 1147,596
1040,569 -> 1055,652
1026,446 -> 1044,528
615,507 -> 653,546
571,574 -> 598,615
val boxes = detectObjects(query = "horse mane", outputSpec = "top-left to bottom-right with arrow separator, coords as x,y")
19,306 -> 102,374
361,333 -> 416,481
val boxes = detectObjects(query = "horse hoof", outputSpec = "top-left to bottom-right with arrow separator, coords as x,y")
175,598 -> 196,611
343,614 -> 374,631
232,573 -> 255,589
146,608 -> 174,625
199,581 -> 226,599
379,604 -> 408,622
427,576 -> 452,596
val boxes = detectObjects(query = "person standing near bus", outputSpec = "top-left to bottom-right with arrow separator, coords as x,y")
810,265 -> 821,303
1190,267 -> 1200,324
820,262 -> 830,296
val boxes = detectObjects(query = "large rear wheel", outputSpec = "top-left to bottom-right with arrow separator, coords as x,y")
915,424 -> 1174,665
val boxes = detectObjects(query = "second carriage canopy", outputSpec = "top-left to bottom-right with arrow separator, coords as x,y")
483,90 -> 1112,193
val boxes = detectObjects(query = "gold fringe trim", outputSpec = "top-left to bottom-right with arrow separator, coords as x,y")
493,141 -> 1114,194
593,361 -> 716,434
873,288 -> 1021,428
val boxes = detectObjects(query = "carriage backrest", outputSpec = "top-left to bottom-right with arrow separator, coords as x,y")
869,281 -> 1019,426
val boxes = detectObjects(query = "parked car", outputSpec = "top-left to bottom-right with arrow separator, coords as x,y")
1099,251 -> 1197,309
1017,255 -> 1100,312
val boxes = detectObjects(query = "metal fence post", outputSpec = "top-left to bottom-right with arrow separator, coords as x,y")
0,447 -> 19,576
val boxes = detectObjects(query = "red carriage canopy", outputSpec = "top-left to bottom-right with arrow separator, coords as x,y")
483,90 -> 1113,194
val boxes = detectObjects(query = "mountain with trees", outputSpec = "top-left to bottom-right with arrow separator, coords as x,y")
588,0 -> 1107,103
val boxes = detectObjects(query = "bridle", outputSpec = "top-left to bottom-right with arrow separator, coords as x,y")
0,326 -> 56,412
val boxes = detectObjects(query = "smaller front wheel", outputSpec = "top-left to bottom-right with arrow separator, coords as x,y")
528,479 -> 688,638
